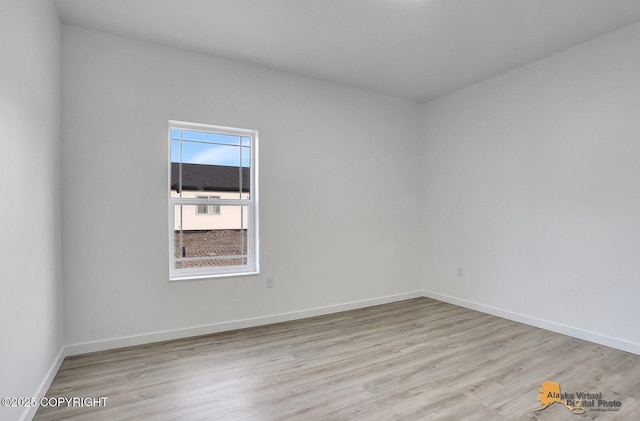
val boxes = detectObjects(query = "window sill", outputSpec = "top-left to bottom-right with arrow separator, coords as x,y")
169,270 -> 259,282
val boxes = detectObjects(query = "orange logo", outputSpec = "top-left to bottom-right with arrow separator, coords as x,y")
535,381 -> 585,414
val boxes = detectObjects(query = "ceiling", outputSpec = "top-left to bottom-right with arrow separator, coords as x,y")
53,0 -> 640,103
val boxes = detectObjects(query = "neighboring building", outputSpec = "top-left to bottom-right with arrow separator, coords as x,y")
170,163 -> 250,231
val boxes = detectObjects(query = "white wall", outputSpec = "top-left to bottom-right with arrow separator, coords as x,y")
0,1 -> 63,420
61,26 -> 422,349
421,21 -> 640,353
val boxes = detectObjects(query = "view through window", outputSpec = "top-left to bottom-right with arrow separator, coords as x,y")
169,121 -> 258,279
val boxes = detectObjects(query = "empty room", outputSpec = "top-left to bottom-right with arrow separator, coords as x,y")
2,0 -> 640,420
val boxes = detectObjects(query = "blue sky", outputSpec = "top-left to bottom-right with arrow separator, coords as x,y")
171,128 -> 250,167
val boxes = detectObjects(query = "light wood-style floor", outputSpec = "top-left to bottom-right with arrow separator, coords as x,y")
35,298 -> 640,420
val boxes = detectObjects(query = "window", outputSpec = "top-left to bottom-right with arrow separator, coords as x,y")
169,121 -> 258,280
196,196 -> 221,215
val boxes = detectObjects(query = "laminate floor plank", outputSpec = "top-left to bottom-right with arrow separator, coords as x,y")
34,298 -> 640,420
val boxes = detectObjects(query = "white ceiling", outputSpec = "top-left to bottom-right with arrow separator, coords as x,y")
53,0 -> 640,103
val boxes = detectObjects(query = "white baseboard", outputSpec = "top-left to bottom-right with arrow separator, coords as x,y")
65,290 -> 423,356
20,347 -> 66,421
421,289 -> 640,356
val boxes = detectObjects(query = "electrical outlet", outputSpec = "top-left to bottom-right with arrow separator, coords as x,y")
457,266 -> 464,276
266,275 -> 274,288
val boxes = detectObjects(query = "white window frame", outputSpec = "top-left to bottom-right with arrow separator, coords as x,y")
168,120 -> 259,280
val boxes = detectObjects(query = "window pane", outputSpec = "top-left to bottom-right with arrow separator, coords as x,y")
170,140 -> 181,163
173,204 -> 248,269
179,141 -> 246,167
180,130 -> 240,146
174,257 -> 248,269
241,145 -> 250,168
172,163 -> 250,196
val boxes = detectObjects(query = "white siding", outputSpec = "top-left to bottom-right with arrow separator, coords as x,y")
171,190 -> 249,230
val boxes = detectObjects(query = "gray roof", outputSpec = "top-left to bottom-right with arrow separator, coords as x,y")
171,163 -> 250,192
